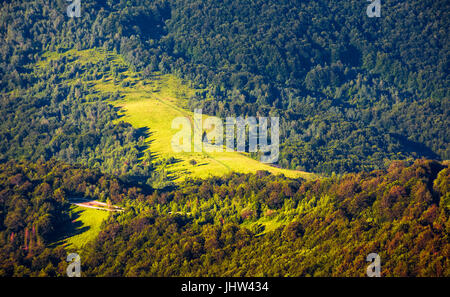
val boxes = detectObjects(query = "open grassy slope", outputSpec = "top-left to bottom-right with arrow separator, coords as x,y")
108,75 -> 315,181
36,48 -> 315,249
53,205 -> 109,250
39,48 -> 315,182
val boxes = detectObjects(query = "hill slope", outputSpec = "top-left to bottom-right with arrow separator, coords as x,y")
1,159 -> 447,276
1,0 -> 448,174
39,48 -> 315,183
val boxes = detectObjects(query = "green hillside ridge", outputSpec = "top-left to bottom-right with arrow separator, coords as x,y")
1,0 -> 447,175
1,159 -> 448,276
0,0 -> 447,278
38,48 -> 316,182
10,48 -> 315,249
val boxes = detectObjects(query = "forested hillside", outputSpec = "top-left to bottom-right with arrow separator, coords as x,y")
81,159 -> 450,277
0,0 -> 448,174
0,159 -> 152,276
0,159 -> 448,276
0,0 -> 448,278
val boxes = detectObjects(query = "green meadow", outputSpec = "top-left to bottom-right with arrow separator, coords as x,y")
41,48 -> 315,182
39,48 -> 315,182
110,81 -> 315,182
39,48 -> 316,248
55,205 -> 109,250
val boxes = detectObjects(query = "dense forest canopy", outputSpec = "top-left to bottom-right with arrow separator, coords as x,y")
0,159 -> 448,276
0,0 -> 448,174
0,0 -> 448,278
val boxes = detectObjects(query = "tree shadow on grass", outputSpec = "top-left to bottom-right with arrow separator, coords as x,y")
49,208 -> 90,248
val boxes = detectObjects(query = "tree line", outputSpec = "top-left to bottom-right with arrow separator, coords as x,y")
0,159 -> 448,276
0,0 -> 448,174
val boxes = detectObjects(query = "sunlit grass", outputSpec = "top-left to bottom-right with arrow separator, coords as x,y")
62,205 -> 110,251
39,48 -> 316,182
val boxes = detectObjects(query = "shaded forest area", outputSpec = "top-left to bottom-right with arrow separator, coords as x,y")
0,0 -> 448,174
0,0 -> 448,278
0,159 -> 448,276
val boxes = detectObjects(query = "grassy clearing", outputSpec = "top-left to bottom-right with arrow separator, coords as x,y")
241,216 -> 287,236
107,74 -> 316,181
59,205 -> 110,251
37,48 -> 317,246
38,48 -> 316,182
